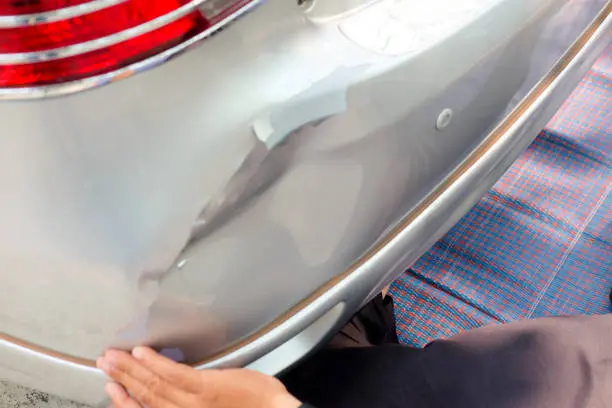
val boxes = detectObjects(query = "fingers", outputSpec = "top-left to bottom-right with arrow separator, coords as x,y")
98,350 -> 187,408
131,347 -> 202,393
105,383 -> 142,408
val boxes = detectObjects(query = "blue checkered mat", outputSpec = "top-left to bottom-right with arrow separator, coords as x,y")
390,46 -> 612,347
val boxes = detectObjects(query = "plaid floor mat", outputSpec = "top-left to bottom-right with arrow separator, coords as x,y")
390,45 -> 612,346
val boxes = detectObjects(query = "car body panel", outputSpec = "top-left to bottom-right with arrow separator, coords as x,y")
1,0 -> 610,404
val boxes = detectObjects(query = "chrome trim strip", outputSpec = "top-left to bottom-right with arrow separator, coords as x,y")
0,0 -> 261,99
0,0 -> 127,28
0,0 -> 212,65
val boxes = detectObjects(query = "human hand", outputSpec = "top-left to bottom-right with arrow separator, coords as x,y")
97,347 -> 302,408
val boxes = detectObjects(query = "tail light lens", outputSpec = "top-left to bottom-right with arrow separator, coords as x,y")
0,0 -> 254,88
0,1 -> 94,15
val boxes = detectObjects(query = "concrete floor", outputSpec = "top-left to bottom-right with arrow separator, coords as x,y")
0,381 -> 87,408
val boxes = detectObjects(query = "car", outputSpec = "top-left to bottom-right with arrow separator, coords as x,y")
1,0 -> 610,405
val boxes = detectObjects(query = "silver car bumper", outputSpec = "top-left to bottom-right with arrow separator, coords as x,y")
1,0 -> 610,404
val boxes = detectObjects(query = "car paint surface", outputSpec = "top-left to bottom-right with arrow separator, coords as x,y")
0,0 -> 610,404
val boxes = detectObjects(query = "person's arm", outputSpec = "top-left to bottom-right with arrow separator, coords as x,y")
97,346 -> 303,408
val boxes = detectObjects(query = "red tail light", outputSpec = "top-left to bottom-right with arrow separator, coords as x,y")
0,0 -> 254,88
0,1 -> 93,15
